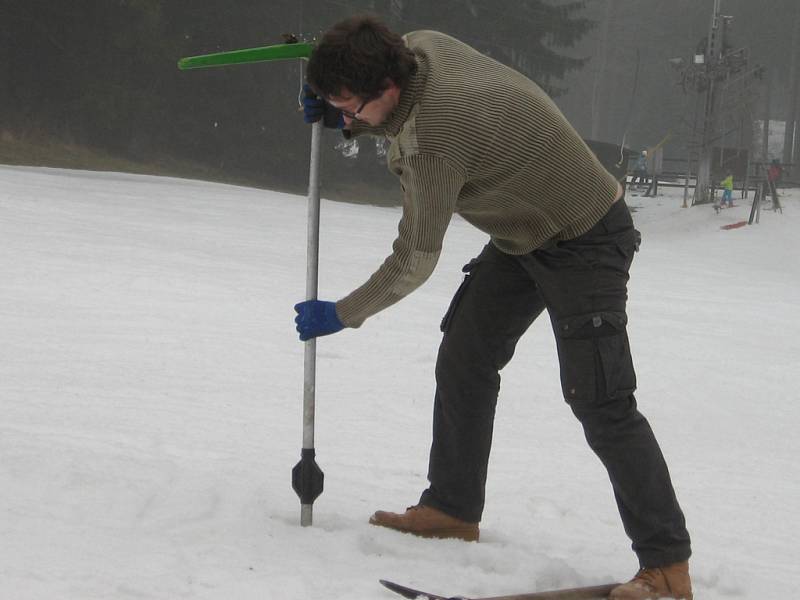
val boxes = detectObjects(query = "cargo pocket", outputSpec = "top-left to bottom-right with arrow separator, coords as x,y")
440,258 -> 480,333
614,228 -> 642,267
555,311 -> 637,405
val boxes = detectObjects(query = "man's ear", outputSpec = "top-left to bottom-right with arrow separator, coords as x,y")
382,78 -> 400,92
381,79 -> 403,103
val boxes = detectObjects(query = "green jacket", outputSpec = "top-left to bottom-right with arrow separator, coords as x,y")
720,175 -> 734,191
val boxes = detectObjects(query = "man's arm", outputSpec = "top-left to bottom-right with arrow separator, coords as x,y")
335,153 -> 466,328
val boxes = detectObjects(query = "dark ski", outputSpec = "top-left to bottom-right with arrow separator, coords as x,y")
380,579 -> 449,600
379,579 -> 620,600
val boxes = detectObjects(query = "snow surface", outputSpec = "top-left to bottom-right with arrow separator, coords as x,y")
1,164 -> 798,600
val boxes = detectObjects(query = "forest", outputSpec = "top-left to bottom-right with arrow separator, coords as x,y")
1,0 -> 798,200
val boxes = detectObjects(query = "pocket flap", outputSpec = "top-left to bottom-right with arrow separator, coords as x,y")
557,311 -> 628,339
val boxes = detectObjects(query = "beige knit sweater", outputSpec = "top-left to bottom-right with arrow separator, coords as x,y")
335,30 -> 619,328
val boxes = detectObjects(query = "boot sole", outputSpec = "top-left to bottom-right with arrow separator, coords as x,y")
368,519 -> 479,542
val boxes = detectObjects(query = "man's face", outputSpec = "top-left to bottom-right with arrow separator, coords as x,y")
326,82 -> 400,128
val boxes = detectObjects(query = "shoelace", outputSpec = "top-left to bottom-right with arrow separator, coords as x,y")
632,568 -> 663,591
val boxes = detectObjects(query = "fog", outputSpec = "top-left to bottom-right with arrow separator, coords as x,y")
1,0 -> 798,200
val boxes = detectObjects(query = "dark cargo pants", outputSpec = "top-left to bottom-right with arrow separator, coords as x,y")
419,200 -> 691,567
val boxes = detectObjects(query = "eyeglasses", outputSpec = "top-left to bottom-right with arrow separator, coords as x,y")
338,97 -> 371,120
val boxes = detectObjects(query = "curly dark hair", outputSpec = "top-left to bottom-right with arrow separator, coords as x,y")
307,15 -> 417,99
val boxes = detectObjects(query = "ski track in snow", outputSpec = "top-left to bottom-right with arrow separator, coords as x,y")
1,164 -> 798,599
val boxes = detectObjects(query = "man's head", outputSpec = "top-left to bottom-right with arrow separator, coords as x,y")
307,15 -> 417,126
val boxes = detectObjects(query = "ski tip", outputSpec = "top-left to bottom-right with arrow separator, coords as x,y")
379,580 -> 453,600
379,580 -> 413,597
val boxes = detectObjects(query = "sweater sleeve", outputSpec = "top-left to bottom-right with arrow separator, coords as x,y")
335,154 -> 465,328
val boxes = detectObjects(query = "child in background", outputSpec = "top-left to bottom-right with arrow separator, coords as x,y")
720,172 -> 734,208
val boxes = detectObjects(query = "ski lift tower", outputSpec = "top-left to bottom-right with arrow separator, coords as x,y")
672,0 -> 763,205
693,0 -> 723,204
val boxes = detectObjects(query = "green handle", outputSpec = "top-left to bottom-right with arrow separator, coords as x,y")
178,41 -> 314,70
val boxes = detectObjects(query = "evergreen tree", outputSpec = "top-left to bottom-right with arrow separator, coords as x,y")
403,0 -> 594,96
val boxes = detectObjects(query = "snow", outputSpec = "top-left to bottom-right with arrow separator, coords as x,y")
1,164 -> 798,599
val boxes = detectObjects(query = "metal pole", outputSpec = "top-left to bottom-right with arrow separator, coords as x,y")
762,70 -> 772,162
292,120 -> 325,526
783,2 -> 800,165
304,121 -> 322,448
695,0 -> 723,205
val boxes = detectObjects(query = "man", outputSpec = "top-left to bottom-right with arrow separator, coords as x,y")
294,15 -> 692,600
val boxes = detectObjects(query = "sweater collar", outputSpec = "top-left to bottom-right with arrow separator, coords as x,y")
383,50 -> 427,138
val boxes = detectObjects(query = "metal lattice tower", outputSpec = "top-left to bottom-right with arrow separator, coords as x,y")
672,0 -> 764,205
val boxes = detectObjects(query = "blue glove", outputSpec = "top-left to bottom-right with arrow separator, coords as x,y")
302,84 -> 344,129
294,300 -> 345,341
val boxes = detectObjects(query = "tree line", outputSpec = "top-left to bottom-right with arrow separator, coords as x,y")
0,0 -> 594,199
1,0 -> 797,198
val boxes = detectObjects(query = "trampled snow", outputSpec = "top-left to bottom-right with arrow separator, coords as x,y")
1,164 -> 798,599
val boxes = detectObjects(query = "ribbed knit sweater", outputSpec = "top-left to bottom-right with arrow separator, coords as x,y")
335,30 -> 620,328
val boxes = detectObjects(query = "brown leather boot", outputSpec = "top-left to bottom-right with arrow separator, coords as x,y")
610,561 -> 692,600
368,505 -> 479,541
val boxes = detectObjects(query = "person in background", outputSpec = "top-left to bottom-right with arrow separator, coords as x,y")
719,172 -> 734,208
296,15 -> 692,600
631,150 -> 649,189
767,159 -> 782,198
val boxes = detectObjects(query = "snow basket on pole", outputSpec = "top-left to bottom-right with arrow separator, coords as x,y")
292,449 -> 324,505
